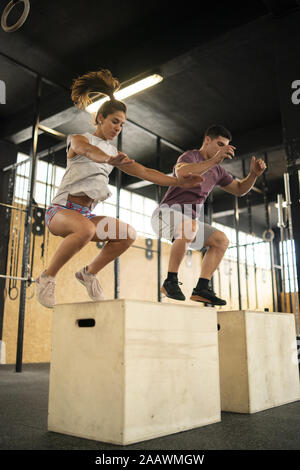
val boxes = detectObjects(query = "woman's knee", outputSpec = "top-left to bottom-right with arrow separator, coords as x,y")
93,217 -> 136,244
74,223 -> 96,245
83,224 -> 97,242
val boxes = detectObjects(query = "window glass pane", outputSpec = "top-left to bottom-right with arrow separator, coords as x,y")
120,208 -> 131,225
144,215 -> 155,236
133,212 -> 144,233
108,184 -> 117,205
280,239 -> 298,292
34,182 -> 47,205
36,160 -> 53,184
14,176 -> 28,202
45,185 -> 54,207
132,193 -> 144,213
103,203 -> 116,218
265,244 -> 271,270
239,231 -> 247,245
17,153 -> 30,178
16,159 -> 30,178
50,185 -> 59,202
144,197 -> 157,216
120,189 -> 131,209
17,152 -> 29,163
93,202 -> 104,215
55,166 -> 65,187
229,227 -> 236,247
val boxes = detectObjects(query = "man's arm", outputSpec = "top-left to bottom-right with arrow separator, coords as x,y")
221,156 -> 267,196
175,145 -> 236,178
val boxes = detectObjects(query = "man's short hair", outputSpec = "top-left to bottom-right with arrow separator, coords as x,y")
204,124 -> 232,142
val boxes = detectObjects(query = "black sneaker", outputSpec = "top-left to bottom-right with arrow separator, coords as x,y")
160,279 -> 185,301
190,286 -> 226,306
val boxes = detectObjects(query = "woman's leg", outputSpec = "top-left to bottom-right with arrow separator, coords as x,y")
86,216 -> 137,274
37,209 -> 97,308
37,211 -> 136,307
45,209 -> 96,277
74,216 -> 136,302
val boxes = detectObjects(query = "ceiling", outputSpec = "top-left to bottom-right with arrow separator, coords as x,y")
1,0 -> 300,237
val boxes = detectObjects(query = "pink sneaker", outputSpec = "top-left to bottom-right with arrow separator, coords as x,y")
75,267 -> 105,301
35,271 -> 56,308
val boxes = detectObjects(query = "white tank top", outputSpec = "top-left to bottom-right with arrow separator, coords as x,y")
51,132 -> 118,210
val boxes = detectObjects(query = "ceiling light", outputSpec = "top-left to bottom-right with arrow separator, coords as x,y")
86,74 -> 163,113
126,173 -> 172,189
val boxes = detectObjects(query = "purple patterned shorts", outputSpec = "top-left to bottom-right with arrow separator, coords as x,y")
45,201 -> 97,228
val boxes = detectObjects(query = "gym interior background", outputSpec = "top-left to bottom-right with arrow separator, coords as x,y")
0,0 -> 300,452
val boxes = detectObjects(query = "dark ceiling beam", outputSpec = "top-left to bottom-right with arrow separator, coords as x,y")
225,122 -> 283,159
4,106 -> 79,144
160,13 -> 274,81
113,3 -> 270,83
1,88 -> 73,142
261,0 -> 300,16
38,125 -> 67,141
3,11 -> 274,145
0,50 -> 69,92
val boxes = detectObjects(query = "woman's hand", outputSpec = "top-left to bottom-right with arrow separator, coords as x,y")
107,152 -> 135,166
176,172 -> 204,188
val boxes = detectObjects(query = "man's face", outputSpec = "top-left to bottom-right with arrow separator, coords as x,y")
205,135 -> 230,158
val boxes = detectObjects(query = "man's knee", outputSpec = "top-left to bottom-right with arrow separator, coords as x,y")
206,230 -> 229,250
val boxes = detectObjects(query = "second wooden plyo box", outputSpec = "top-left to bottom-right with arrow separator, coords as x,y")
218,310 -> 300,413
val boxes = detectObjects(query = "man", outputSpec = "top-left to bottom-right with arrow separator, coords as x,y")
151,124 -> 266,306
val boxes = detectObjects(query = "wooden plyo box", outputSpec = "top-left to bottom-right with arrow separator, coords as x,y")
218,310 -> 300,413
48,299 -> 221,445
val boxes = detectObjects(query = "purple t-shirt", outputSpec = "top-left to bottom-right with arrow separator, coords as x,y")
159,150 -> 233,217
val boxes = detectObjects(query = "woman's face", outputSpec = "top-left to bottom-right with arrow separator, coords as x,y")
97,111 -> 126,141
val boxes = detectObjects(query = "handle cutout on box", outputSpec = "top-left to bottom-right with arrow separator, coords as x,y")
77,319 -> 96,328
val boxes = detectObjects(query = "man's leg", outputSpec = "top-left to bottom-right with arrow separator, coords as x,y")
161,218 -> 198,301
191,229 -> 229,305
200,230 -> 229,279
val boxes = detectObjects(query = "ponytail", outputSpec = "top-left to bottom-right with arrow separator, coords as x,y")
71,69 -> 127,124
71,69 -> 120,109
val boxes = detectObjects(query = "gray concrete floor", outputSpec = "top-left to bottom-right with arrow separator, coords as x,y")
1,363 -> 300,452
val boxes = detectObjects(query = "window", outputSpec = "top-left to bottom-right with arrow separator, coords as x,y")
14,153 -> 64,208
212,221 -> 271,269
280,239 -> 298,293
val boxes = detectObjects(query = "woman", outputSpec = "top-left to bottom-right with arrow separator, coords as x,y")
36,69 -> 203,308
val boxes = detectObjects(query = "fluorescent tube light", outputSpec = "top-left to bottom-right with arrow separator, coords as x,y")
86,74 -> 163,113
126,173 -> 172,189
